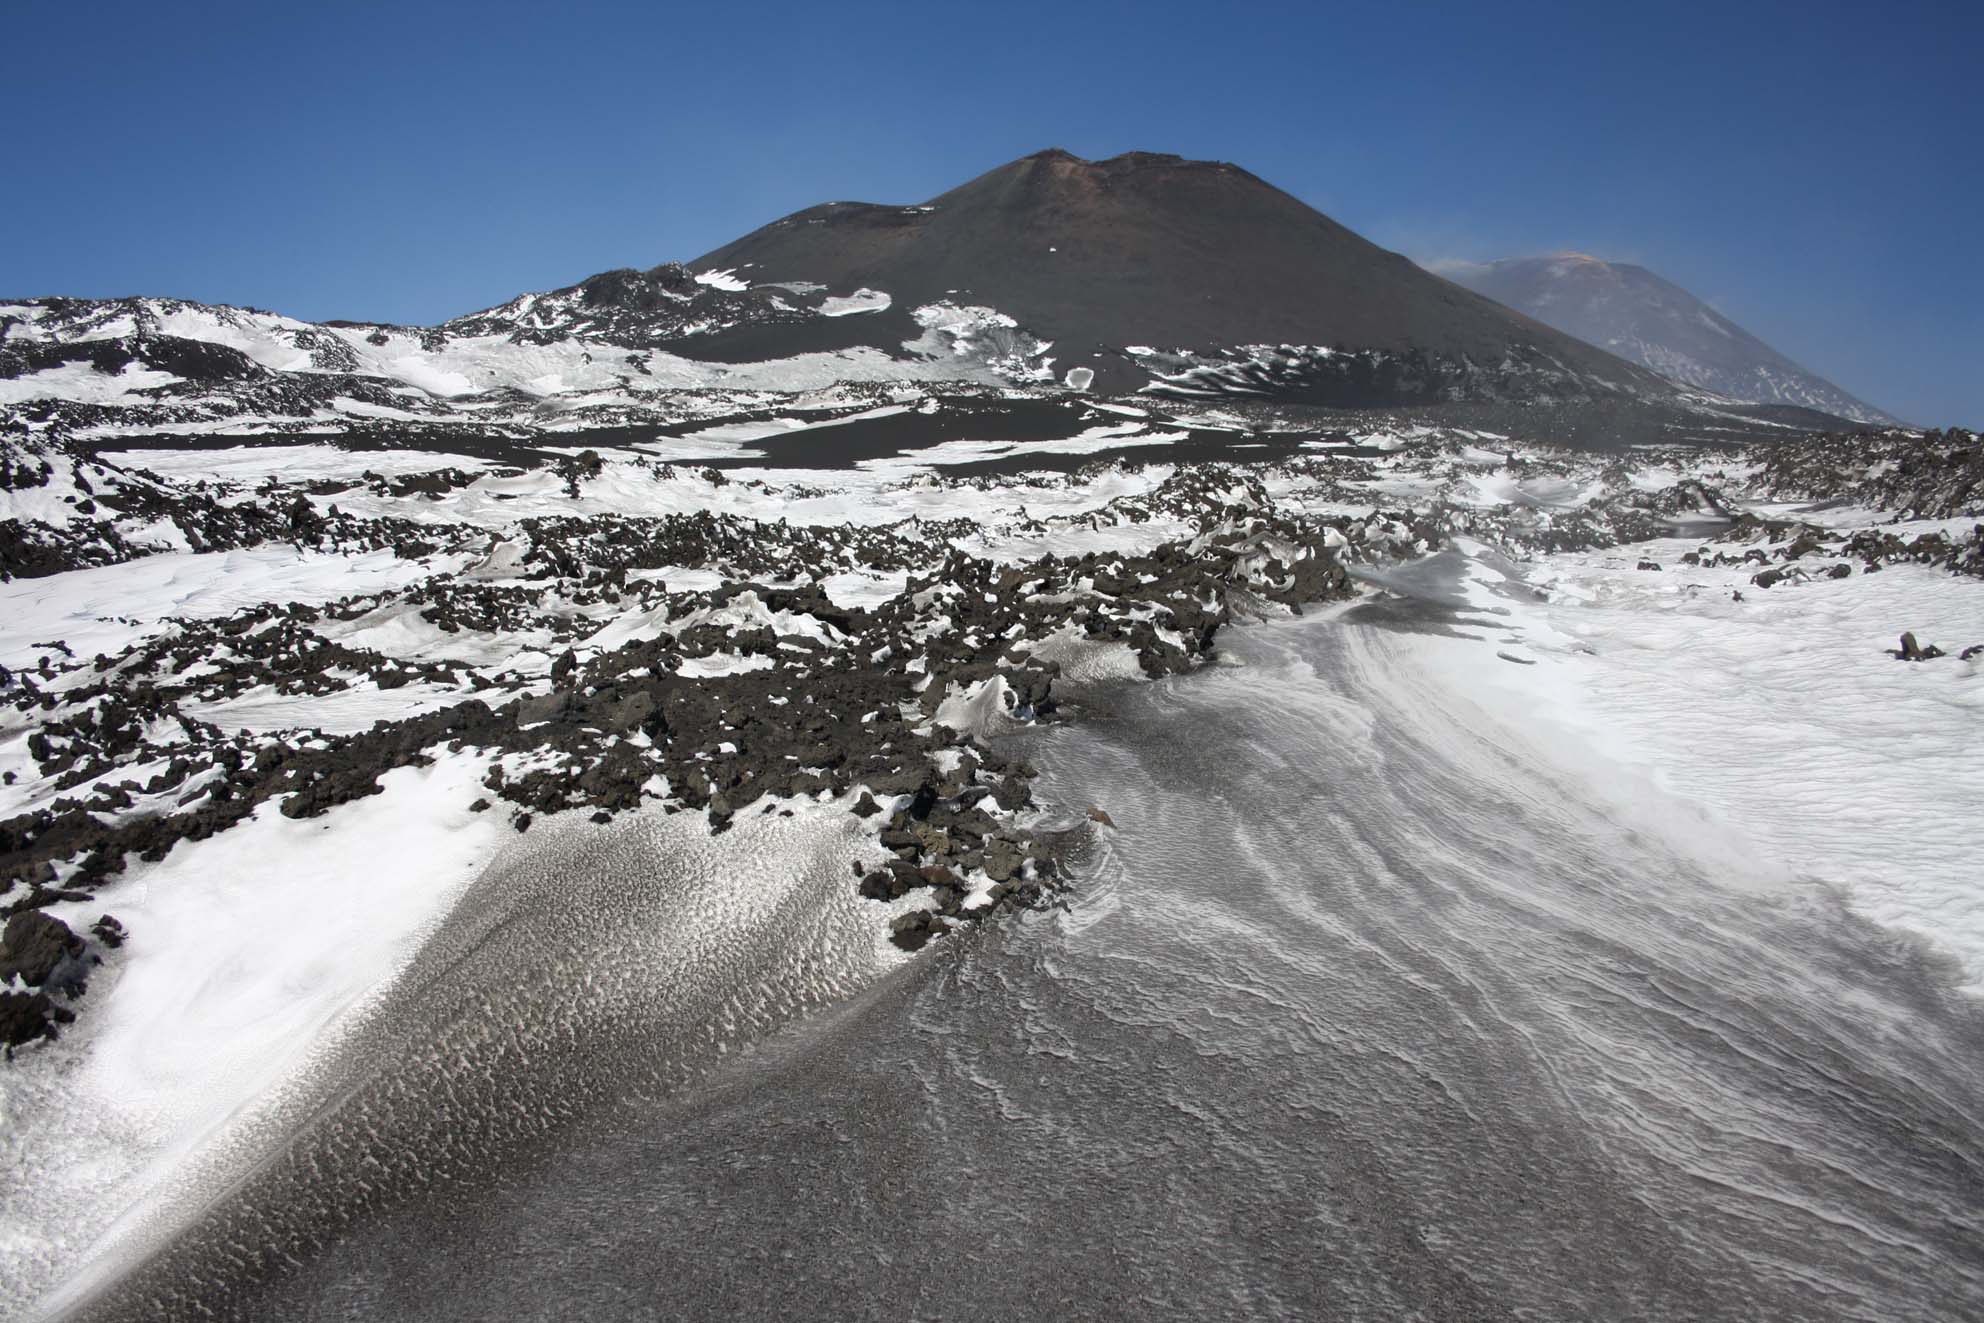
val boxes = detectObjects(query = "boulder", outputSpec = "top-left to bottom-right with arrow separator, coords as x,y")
859,870 -> 908,901
0,911 -> 84,988
1897,632 -> 1945,661
889,909 -> 944,952
983,838 -> 1026,883
600,690 -> 656,732
516,689 -> 574,726
919,864 -> 963,890
1,989 -> 72,1054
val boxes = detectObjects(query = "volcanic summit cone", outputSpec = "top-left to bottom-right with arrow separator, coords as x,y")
693,148 -> 1671,399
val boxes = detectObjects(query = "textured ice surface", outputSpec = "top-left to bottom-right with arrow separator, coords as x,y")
1415,537 -> 1984,986
818,288 -> 891,317
181,681 -> 470,735
97,445 -> 496,484
4,421 -> 1982,1315
80,603 -> 1984,1321
36,789 -> 902,1318
1,751 -> 500,1308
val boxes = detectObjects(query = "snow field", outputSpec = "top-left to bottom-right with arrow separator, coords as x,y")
2,750 -> 502,1307
1412,535 -> 1984,987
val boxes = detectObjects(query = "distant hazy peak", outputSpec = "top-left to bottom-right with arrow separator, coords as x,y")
1437,253 -> 1899,426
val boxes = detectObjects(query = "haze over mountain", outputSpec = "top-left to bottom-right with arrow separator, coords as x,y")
1437,254 -> 1900,426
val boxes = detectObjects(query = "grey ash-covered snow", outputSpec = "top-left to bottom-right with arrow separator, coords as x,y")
4,412 -> 1979,1053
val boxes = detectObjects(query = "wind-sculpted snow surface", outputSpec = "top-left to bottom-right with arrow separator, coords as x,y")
0,397 -> 1979,1318
38,799 -> 909,1321
59,588 -> 1984,1322
0,426 -> 1400,1308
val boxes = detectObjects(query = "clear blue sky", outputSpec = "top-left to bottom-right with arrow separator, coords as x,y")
6,0 -> 1977,425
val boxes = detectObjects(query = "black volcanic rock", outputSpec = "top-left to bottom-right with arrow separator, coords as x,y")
0,334 -> 264,387
577,263 -> 700,310
1,910 -> 84,987
692,148 -> 1673,400
1,989 -> 73,1053
1439,253 -> 1898,425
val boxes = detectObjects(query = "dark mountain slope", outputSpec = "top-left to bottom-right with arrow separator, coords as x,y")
692,149 -> 1678,401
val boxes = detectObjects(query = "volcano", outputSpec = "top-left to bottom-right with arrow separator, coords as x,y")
690,148 -> 1676,402
5,149 -> 1853,438
1437,253 -> 1901,425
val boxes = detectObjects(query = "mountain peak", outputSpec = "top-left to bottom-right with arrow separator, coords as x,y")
1021,147 -> 1200,169
691,150 -> 1661,403
1442,253 -> 1899,424
995,147 -> 1254,191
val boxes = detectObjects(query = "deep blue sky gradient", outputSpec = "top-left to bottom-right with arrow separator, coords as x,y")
6,0 -> 1977,423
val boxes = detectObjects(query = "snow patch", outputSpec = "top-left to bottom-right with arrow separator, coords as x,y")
819,289 -> 892,317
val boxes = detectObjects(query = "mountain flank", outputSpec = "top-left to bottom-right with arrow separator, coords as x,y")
1438,253 -> 1899,425
692,148 -> 1676,400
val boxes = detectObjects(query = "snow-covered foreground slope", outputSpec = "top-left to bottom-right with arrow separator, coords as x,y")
28,788 -> 907,1321
1403,539 -> 1984,984
1,411 -> 1979,1315
1,751 -> 499,1301
65,508 -> 1984,1323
